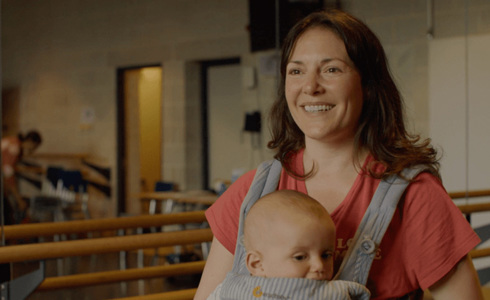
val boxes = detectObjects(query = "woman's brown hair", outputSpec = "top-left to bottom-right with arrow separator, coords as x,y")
267,9 -> 439,179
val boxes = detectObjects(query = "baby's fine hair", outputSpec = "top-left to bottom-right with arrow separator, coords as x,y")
242,190 -> 332,249
255,189 -> 329,218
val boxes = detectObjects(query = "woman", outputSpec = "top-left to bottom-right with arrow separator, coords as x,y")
2,130 -> 42,223
195,9 -> 482,299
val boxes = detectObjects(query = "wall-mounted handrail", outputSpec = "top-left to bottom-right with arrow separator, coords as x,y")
37,260 -> 205,290
449,189 -> 490,199
448,189 -> 490,216
1,190 -> 489,300
457,202 -> 490,215
0,211 -> 210,299
0,228 -> 212,264
470,247 -> 490,259
1,210 -> 206,240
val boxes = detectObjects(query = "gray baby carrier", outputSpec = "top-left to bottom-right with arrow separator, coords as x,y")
218,159 -> 426,300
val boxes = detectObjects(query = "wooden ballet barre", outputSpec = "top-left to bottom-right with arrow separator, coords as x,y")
447,189 -> 490,214
110,288 -> 197,300
457,202 -> 490,215
470,247 -> 490,259
449,189 -> 490,199
29,152 -> 90,159
0,228 -> 213,264
1,210 -> 207,240
37,260 -> 205,290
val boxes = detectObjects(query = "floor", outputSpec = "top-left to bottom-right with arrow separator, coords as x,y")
11,250 -> 201,300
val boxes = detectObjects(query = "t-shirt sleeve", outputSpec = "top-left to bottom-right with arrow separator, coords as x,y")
205,169 -> 256,254
401,173 -> 481,290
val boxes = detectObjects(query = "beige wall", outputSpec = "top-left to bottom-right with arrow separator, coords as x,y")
1,0 -> 250,216
3,0 -> 490,217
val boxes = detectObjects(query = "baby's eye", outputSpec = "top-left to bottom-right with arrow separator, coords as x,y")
293,254 -> 307,261
321,252 -> 333,259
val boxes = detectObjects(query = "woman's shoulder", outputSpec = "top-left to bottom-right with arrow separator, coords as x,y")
205,167 -> 259,254
400,170 -> 458,219
208,168 -> 257,212
407,171 -> 446,195
231,168 -> 257,190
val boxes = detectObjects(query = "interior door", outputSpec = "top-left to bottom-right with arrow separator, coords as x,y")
207,63 -> 248,188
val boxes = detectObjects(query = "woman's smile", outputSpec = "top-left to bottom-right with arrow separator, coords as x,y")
303,104 -> 335,113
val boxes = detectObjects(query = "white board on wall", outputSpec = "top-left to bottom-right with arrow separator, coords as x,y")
208,64 -> 247,187
429,34 -> 490,193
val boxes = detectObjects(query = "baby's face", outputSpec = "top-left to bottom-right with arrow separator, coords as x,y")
258,215 -> 335,280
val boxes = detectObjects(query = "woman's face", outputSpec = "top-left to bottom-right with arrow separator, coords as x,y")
285,27 -> 363,145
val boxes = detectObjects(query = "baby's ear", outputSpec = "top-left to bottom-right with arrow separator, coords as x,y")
246,250 -> 264,276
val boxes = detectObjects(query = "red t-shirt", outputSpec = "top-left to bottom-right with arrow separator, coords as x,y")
1,136 -> 21,187
205,149 -> 480,299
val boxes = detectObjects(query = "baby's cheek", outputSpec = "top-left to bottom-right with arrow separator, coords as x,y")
326,259 -> 335,280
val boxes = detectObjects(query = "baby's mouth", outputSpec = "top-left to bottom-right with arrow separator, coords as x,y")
304,105 -> 335,113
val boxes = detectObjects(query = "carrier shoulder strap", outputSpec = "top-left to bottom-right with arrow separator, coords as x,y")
335,166 -> 428,285
231,159 -> 282,274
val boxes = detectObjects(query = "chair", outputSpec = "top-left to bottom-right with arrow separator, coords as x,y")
46,166 -> 63,189
148,181 -> 175,215
30,166 -> 64,222
58,169 -> 90,220
30,167 -> 90,222
154,181 -> 174,192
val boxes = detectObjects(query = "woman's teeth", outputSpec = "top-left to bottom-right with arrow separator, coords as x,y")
304,105 -> 334,112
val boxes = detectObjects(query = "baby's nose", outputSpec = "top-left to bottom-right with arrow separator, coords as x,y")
310,257 -> 329,280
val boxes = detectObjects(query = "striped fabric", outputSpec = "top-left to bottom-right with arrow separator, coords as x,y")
220,273 -> 370,300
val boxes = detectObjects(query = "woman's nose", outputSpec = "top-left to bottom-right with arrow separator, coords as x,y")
303,73 -> 325,95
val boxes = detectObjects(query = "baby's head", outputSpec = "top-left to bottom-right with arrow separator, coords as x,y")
243,190 -> 335,280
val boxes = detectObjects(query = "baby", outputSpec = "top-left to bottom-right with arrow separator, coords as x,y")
243,189 -> 335,280
207,189 -> 354,299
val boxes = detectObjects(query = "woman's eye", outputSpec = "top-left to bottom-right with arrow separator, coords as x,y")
288,69 -> 301,75
325,67 -> 340,73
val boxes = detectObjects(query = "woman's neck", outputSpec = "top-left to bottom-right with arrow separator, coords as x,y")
303,137 -> 367,175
